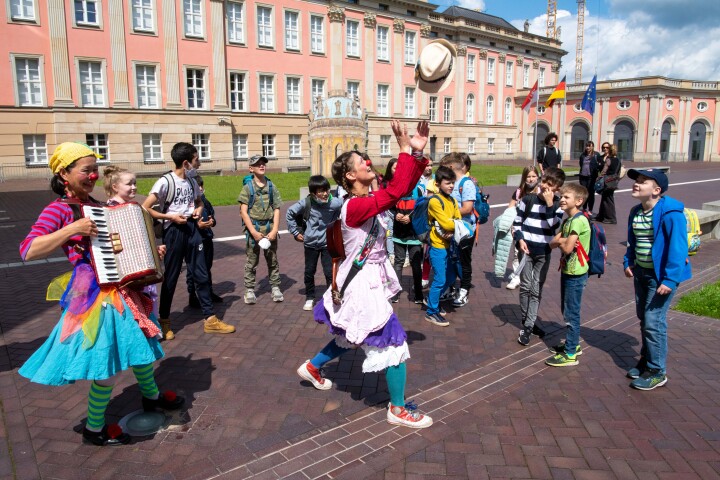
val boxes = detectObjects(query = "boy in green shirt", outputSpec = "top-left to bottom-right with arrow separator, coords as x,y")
546,183 -> 591,366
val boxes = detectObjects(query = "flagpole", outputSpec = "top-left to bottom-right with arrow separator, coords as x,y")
533,103 -> 538,166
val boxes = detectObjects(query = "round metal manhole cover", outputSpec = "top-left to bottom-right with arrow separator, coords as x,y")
118,410 -> 168,436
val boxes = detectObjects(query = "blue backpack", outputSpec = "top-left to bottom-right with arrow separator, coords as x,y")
411,195 -> 444,244
573,211 -> 607,277
458,177 -> 490,225
242,174 -> 275,210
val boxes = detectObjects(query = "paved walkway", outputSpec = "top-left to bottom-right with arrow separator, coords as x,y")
1,165 -> 720,479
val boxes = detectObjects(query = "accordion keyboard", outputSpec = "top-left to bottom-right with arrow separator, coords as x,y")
84,206 -> 122,284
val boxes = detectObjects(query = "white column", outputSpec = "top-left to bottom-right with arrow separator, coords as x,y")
559,101 -> 568,159
328,6 -> 345,92
647,95 -> 661,156
636,95 -> 648,155
713,98 -> 720,160
47,0 -> 74,106
108,0 -> 130,107
600,97 -> 611,143
162,0 -> 182,109
211,0 -> 229,110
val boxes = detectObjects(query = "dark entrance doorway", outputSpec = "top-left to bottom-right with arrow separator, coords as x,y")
614,121 -> 634,161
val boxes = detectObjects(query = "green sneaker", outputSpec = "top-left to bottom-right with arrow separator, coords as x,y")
549,343 -> 583,356
630,369 -> 667,390
545,353 -> 579,367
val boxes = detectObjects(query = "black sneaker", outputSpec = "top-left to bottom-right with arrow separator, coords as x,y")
626,358 -> 647,379
439,287 -> 456,303
391,294 -> 400,303
532,324 -> 546,338
421,299 -> 447,316
425,312 -> 450,327
188,294 -> 200,309
518,327 -> 531,346
413,297 -> 424,305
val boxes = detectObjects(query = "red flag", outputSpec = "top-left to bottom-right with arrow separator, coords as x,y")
521,80 -> 539,112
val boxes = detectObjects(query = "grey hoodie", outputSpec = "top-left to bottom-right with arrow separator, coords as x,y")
286,195 -> 342,249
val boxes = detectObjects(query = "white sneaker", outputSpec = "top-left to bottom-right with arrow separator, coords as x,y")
272,286 -> 284,302
403,257 -> 410,268
244,290 -> 257,304
303,299 -> 314,311
386,402 -> 433,429
452,288 -> 468,307
389,254 -> 395,265
297,360 -> 332,390
421,279 -> 429,289
506,276 -> 521,290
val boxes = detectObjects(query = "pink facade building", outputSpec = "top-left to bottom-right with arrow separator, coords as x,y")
0,1 -> 717,179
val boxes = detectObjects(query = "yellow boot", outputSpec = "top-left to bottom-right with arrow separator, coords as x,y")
204,315 -> 236,334
159,318 -> 175,340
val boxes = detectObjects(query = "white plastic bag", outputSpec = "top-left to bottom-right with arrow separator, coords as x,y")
453,219 -> 471,244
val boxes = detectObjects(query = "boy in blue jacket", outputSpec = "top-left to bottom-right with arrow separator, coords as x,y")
286,175 -> 342,311
623,169 -> 691,391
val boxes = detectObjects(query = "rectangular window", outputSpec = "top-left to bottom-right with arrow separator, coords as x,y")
286,77 -> 300,114
380,135 -> 390,155
523,64 -> 530,88
233,134 -> 248,159
429,96 -> 437,122
259,74 -> 275,112
506,138 -> 512,153
192,133 -> 210,160
376,84 -> 389,116
346,20 -> 359,57
262,134 -> 275,157
79,61 -> 104,107
487,58 -> 495,83
404,31 -> 416,65
86,133 -> 109,161
257,6 -> 273,47
310,15 -> 324,53
443,97 -> 452,123
311,78 -> 325,101
23,134 -> 47,165
467,137 -> 475,154
132,0 -> 154,32
487,138 -> 494,154
142,133 -> 163,162
183,0 -> 203,37
376,26 -> 389,61
284,11 -> 299,51
229,72 -> 246,111
506,61 -> 513,86
539,67 -> 545,87
347,81 -> 359,100
289,134 -> 302,157
74,0 -> 99,26
443,137 -> 451,154
466,95 -> 474,123
136,65 -> 158,108
227,1 -> 244,43
15,58 -> 42,107
11,0 -> 36,21
404,87 -> 415,118
186,68 -> 205,109
467,54 -> 475,81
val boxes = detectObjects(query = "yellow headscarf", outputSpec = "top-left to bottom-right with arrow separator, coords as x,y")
49,142 -> 102,174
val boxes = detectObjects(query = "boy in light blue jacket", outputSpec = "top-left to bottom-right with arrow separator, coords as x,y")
623,168 -> 691,391
287,175 -> 342,311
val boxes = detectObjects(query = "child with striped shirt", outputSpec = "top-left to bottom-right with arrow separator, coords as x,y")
512,167 -> 566,346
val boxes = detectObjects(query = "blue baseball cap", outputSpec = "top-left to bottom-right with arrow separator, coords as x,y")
627,168 -> 668,194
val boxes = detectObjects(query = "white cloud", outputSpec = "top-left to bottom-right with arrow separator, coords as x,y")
455,0 -> 486,11
511,6 -> 720,84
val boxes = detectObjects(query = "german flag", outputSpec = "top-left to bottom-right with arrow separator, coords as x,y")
545,76 -> 566,108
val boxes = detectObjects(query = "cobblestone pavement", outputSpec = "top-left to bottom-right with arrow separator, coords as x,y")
1,163 -> 720,479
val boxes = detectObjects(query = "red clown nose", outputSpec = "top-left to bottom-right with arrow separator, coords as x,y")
365,159 -> 372,167
89,172 -> 99,182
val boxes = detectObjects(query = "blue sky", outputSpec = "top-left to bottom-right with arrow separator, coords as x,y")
430,0 -> 720,83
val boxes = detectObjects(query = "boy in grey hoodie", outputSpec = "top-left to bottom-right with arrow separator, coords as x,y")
286,175 -> 342,311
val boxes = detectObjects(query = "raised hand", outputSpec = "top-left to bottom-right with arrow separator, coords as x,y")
409,121 -> 429,153
391,120 -> 430,154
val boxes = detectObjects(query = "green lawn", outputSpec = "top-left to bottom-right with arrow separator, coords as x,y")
136,165 -> 523,206
674,280 -> 720,320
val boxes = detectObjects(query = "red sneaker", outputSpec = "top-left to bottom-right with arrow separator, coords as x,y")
386,401 -> 433,429
297,360 -> 332,390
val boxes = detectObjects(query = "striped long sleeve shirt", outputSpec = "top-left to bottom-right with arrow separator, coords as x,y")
511,194 -> 564,255
19,200 -> 90,265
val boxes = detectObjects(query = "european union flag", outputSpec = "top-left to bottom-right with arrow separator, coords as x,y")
581,75 -> 597,115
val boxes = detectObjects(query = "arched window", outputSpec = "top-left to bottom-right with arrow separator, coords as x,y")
504,97 -> 512,125
466,94 -> 474,123
486,95 -> 494,124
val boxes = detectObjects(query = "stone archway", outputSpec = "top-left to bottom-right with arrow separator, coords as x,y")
614,120 -> 634,161
660,120 -> 672,161
570,122 -> 590,160
534,122 -> 550,156
689,121 -> 707,161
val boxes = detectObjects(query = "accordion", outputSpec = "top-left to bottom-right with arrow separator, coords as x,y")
82,203 -> 164,288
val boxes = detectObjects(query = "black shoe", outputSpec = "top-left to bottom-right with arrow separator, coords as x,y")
142,391 -> 185,412
211,293 -> 224,303
413,297 -> 424,305
602,219 -> 617,224
518,327 -> 531,346
188,294 -> 201,308
532,324 -> 546,338
391,294 -> 400,303
82,424 -> 131,446
425,312 -> 450,327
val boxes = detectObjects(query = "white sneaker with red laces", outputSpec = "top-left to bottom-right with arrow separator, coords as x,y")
296,360 -> 332,390
386,402 -> 433,429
